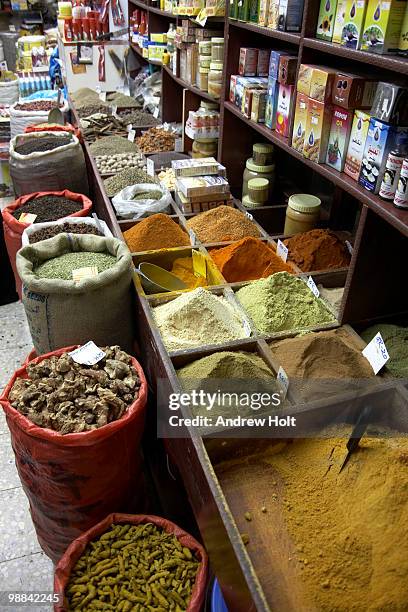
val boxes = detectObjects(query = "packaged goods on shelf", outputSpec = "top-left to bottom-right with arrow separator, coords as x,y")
284,194 -> 322,234
251,90 -> 268,123
175,190 -> 233,213
258,0 -> 270,24
344,110 -> 371,180
148,44 -> 168,62
316,0 -> 338,41
278,55 -> 298,84
326,107 -> 354,172
297,63 -> 314,96
361,0 -> 407,54
268,50 -> 290,80
172,157 -> 225,177
292,92 -> 308,152
276,84 -> 295,137
309,66 -> 337,103
341,0 -> 368,48
232,76 -> 268,111
185,109 -> 220,139
370,82 -> 408,126
399,3 -> 408,52
268,0 -> 281,27
332,0 -> 348,42
332,73 -> 378,109
265,78 -> 280,129
208,61 -> 224,98
394,157 -> 408,208
239,48 -> 259,76
277,0 -> 305,31
303,98 -> 332,163
176,175 -> 230,198
379,149 -> 405,200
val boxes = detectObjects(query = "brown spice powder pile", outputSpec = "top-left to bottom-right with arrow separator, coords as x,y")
269,327 -> 377,400
123,213 -> 190,253
186,205 -> 260,243
284,229 -> 351,272
263,434 -> 408,611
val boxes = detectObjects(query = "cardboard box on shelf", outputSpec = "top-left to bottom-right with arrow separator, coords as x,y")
332,72 -> 378,109
278,55 -> 298,84
239,48 -> 259,76
316,0 -> 338,41
291,92 -> 308,152
235,76 -> 268,110
267,0 -> 280,27
276,84 -> 295,136
265,77 -> 280,129
268,50 -> 290,80
303,98 -> 332,163
341,0 -> 368,48
251,90 -> 268,123
186,43 -> 198,84
230,75 -> 238,103
243,88 -> 266,118
332,0 -> 348,42
370,82 -> 408,125
326,106 -> 354,171
257,49 -> 271,76
277,0 -> 304,31
258,0 -> 271,25
297,63 -> 314,96
310,67 -> 337,103
361,0 -> 407,54
176,175 -> 230,197
344,109 -> 371,180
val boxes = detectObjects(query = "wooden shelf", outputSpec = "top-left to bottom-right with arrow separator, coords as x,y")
303,38 -> 408,76
228,19 -> 301,45
129,0 -> 176,18
163,65 -> 220,103
224,101 -> 408,237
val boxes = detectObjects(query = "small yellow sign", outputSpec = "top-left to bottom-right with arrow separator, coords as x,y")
18,212 -> 37,224
192,250 -> 207,278
72,266 -> 99,282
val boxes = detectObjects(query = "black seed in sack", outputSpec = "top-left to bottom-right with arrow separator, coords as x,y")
14,135 -> 72,156
29,222 -> 103,244
12,195 -> 83,223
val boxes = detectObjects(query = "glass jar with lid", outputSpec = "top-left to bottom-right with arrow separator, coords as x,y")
248,178 -> 269,205
243,157 -> 275,201
211,37 -> 224,61
208,61 -> 223,99
253,143 -> 275,166
284,194 -> 321,235
199,40 -> 212,56
192,137 -> 218,158
198,68 -> 209,92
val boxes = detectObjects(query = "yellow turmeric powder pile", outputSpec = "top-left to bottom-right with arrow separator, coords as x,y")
209,237 -> 296,282
170,257 -> 207,289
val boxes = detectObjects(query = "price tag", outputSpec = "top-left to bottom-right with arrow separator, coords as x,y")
276,239 -> 288,262
95,85 -> 101,94
362,332 -> 390,375
128,129 -> 136,142
99,91 -> 107,102
277,366 -> 289,400
153,106 -> 160,119
242,318 -> 252,338
345,240 -> 353,255
126,123 -> 133,133
195,8 -> 208,26
72,266 -> 99,282
146,158 -> 155,177
188,229 -> 197,246
0,60 -> 8,71
19,212 -> 37,224
245,211 -> 253,221
111,104 -> 118,117
175,138 -> 183,152
9,25 -> 16,32
192,249 -> 207,278
307,276 -> 320,298
69,341 -> 106,366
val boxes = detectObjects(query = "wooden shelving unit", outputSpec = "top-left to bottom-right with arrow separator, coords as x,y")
228,18 -> 301,44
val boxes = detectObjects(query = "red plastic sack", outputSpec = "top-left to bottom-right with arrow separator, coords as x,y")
24,123 -> 82,141
0,346 -> 148,563
54,513 -> 209,612
1,190 -> 92,299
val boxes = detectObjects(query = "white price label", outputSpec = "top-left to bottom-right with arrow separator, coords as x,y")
111,104 -> 118,117
9,25 -> 16,32
276,239 -> 288,262
242,319 -> 252,337
277,366 -> 289,399
99,91 -> 107,102
189,229 -> 197,245
175,138 -> 183,152
72,266 -> 99,282
362,332 -> 390,375
19,212 -> 37,224
153,106 -> 160,119
245,211 -> 253,221
126,123 -> 133,133
345,240 -> 353,255
307,276 -> 320,298
128,129 -> 136,142
146,158 -> 155,177
69,341 -> 106,366
95,85 -> 101,94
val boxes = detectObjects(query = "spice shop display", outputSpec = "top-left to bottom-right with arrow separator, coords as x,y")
123,214 -> 190,252
95,153 -> 146,175
236,272 -> 336,334
112,184 -> 174,220
10,99 -> 69,140
11,194 -> 83,222
22,217 -> 112,246
361,0 -> 407,54
104,167 -> 159,198
89,136 -> 138,156
209,237 -> 296,282
344,110 -> 371,180
284,229 -> 351,272
326,107 -> 354,171
152,287 -> 249,351
186,205 -> 261,243
136,127 -> 176,154
361,323 -> 408,377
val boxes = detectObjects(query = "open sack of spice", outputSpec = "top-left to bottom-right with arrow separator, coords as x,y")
21,216 -> 113,246
112,183 -> 175,220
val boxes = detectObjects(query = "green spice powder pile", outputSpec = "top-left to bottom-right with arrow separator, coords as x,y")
34,252 -> 116,280
236,271 -> 335,334
361,323 -> 408,378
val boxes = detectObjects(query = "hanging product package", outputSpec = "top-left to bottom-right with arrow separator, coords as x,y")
9,131 -> 89,197
1,190 -> 92,298
54,513 -> 208,611
17,234 -> 134,354
0,348 -> 148,563
9,98 -> 69,139
112,183 -> 174,219
0,71 -> 19,105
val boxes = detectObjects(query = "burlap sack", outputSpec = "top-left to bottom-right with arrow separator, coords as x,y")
17,234 -> 134,354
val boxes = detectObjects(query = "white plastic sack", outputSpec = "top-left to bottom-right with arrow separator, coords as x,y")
0,74 -> 19,105
10,99 -> 69,139
112,183 -> 174,219
21,216 -> 113,246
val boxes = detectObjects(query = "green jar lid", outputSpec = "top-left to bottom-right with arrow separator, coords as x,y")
242,194 -> 259,209
194,137 -> 218,143
211,37 -> 224,43
248,178 -> 269,190
246,157 -> 275,173
253,143 -> 274,155
288,194 -> 321,213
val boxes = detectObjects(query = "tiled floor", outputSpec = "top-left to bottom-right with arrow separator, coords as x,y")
0,300 -> 54,609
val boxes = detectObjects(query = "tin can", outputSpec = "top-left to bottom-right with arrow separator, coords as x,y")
394,158 -> 408,209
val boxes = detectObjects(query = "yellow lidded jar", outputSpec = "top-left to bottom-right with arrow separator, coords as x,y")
284,194 -> 321,235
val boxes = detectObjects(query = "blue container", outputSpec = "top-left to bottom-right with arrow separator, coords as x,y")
211,578 -> 228,612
